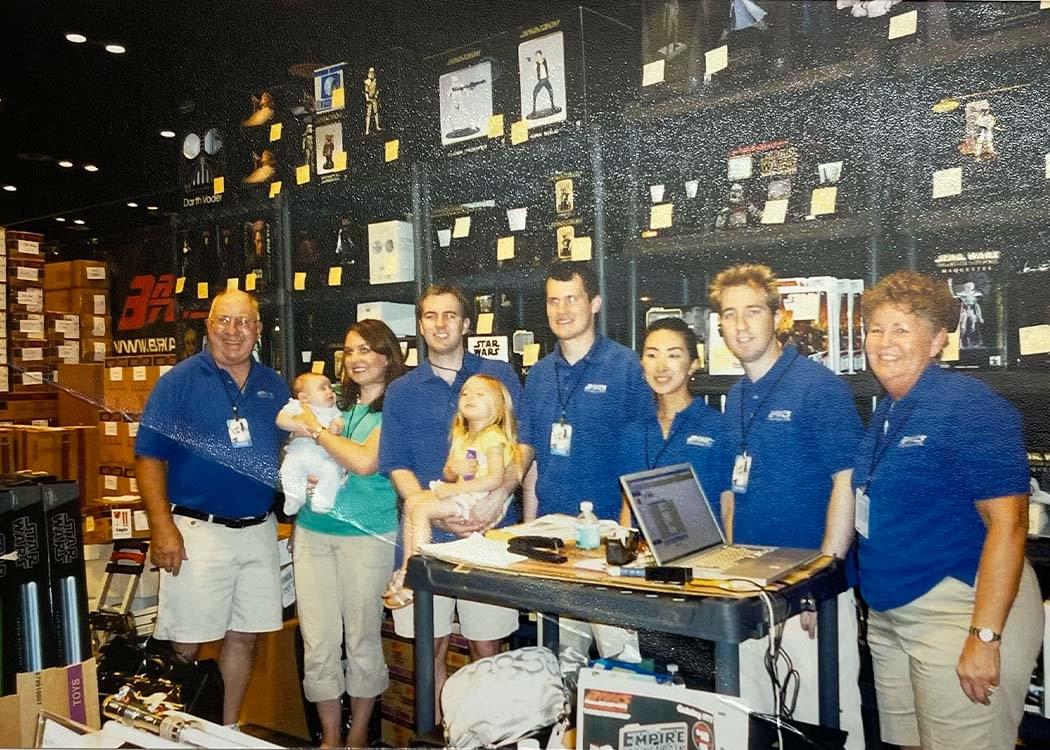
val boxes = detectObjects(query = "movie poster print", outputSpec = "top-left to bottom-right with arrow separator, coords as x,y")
315,121 -> 344,176
518,31 -> 567,129
439,61 -> 494,145
314,63 -> 346,114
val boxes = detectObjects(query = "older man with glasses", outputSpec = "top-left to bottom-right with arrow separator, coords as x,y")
135,290 -> 291,726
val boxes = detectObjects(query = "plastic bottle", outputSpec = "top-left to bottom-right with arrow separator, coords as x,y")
666,663 -> 685,686
576,501 -> 601,550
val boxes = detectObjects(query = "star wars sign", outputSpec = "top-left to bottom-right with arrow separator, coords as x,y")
468,336 -> 509,362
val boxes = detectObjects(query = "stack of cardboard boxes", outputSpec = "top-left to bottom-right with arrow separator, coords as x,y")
43,259 -> 112,365
5,230 -> 48,394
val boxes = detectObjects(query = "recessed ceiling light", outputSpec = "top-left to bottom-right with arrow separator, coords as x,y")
2,185 -> 16,192
73,219 -> 85,225
104,44 -> 126,54
57,160 -> 74,168
83,164 -> 99,172
127,201 -> 139,208
65,33 -> 88,44
159,130 -> 176,139
55,217 -> 66,222
146,205 -> 158,211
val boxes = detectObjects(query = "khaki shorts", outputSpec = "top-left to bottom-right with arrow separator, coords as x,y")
867,564 -> 1043,750
154,514 -> 282,643
392,595 -> 519,642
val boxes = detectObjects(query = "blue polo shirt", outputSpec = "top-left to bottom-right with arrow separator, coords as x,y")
724,346 -> 861,549
852,365 -> 1029,612
519,336 -> 651,520
621,398 -> 733,522
379,352 -> 523,537
135,350 -> 290,518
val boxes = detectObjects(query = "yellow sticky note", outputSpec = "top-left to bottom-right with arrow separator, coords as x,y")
405,348 -> 418,367
570,236 -> 592,261
761,199 -> 789,224
649,203 -> 674,230
296,165 -> 310,185
453,216 -> 471,239
245,272 -> 257,292
196,282 -> 209,300
311,360 -> 325,375
385,139 -> 400,162
269,122 -> 283,142
328,266 -> 343,286
496,236 -> 515,261
1019,324 -> 1050,355
476,312 -> 495,335
332,87 -> 345,109
488,114 -> 505,139
642,59 -> 665,87
942,327 -> 961,362
522,343 -> 541,367
175,277 -> 186,294
1043,0 -> 1050,9
269,181 -> 282,198
213,176 -> 225,195
333,151 -> 347,171
293,272 -> 306,291
705,45 -> 728,76
932,167 -> 962,199
511,120 -> 529,145
888,10 -> 918,39
226,277 -> 239,291
810,186 -> 838,216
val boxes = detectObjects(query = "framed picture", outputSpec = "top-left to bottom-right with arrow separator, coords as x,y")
439,61 -> 493,145
518,31 -> 567,129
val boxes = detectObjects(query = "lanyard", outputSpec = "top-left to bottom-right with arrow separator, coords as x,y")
862,399 -> 913,489
645,407 -> 689,469
554,354 -> 593,423
215,359 -> 253,420
738,353 -> 796,453
345,403 -> 372,441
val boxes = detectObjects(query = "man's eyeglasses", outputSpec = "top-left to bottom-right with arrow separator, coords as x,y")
209,315 -> 260,331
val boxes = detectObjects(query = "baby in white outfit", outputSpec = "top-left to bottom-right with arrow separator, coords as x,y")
276,373 -> 345,515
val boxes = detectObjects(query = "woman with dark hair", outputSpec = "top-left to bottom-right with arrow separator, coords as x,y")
855,270 -> 1042,750
287,318 -> 405,748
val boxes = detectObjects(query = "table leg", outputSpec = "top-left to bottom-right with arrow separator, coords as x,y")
541,613 -> 559,653
413,588 -> 436,735
817,593 -> 840,729
714,640 -> 740,696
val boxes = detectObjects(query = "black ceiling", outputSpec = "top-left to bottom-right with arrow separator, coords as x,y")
1,1 -> 636,245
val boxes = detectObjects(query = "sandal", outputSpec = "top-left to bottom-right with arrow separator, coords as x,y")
382,569 -> 414,610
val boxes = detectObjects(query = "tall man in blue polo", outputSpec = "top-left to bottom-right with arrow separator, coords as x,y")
379,284 -> 523,715
712,264 -> 864,749
519,262 -> 650,658
136,290 -> 289,726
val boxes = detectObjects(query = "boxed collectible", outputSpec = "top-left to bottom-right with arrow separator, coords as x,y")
367,220 -> 415,285
357,301 -> 416,339
1010,260 -> 1050,368
932,249 -> 1006,369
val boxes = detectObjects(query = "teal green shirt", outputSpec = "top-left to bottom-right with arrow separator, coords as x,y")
296,404 -> 399,537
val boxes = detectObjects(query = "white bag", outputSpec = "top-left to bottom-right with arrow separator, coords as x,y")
441,646 -> 569,748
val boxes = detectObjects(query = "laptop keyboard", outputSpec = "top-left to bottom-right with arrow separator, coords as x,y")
691,545 -> 770,570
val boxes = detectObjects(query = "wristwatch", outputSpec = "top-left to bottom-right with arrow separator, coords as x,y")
309,427 -> 323,441
969,626 -> 1002,644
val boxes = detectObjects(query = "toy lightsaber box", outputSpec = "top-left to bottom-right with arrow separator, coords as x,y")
576,668 -> 749,750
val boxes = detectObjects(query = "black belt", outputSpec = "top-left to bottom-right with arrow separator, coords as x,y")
171,505 -> 270,529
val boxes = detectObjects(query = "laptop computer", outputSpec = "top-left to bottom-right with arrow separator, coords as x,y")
619,463 -> 821,586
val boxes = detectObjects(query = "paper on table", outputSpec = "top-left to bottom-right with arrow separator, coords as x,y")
642,59 -> 665,87
421,533 -> 528,568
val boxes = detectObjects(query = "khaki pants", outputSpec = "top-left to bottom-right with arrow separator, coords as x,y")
868,564 -> 1043,750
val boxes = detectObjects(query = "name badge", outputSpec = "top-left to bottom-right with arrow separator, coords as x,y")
550,421 -> 572,457
855,487 -> 870,538
227,417 -> 253,448
731,452 -> 751,493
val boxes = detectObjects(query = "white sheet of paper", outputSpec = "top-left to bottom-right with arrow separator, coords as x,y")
421,533 -> 529,568
650,203 -> 674,229
705,45 -> 728,75
727,154 -> 752,180
888,10 -> 918,39
761,199 -> 788,224
932,167 -> 962,199
641,59 -> 665,87
785,293 -> 820,322
405,348 -> 418,367
453,215 -> 471,238
810,186 -> 838,216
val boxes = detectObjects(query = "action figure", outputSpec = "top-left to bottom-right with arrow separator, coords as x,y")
660,0 -> 685,58
951,280 -> 984,348
836,0 -> 902,18
446,75 -> 487,138
724,0 -> 768,37
335,218 -> 357,274
321,134 -> 335,170
715,182 -> 762,229
301,121 -> 315,175
526,50 -> 559,119
243,91 -> 276,127
243,150 -> 277,184
363,67 -> 382,134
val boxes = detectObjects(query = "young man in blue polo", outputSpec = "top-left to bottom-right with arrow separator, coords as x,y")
379,284 -> 523,717
518,261 -> 650,658
712,263 -> 864,749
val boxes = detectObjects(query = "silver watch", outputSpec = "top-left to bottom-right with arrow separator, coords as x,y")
969,626 -> 1001,644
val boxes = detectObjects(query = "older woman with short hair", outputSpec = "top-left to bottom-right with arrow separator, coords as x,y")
854,270 -> 1042,750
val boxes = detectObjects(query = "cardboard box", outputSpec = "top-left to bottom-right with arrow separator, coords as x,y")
367,220 -> 415,285
40,482 -> 90,664
9,286 -> 43,314
55,364 -> 102,427
0,394 -> 57,424
44,288 -> 109,317
6,257 -> 45,289
4,231 -> 43,260
6,659 -> 101,748
44,261 -> 110,291
80,336 -> 110,364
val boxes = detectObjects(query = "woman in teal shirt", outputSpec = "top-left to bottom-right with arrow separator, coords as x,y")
289,319 -> 405,748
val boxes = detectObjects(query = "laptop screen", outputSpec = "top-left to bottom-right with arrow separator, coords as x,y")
621,464 -> 725,564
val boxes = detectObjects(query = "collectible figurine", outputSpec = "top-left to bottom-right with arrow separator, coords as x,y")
555,178 -> 575,215
660,0 -> 686,59
836,0 -> 902,18
526,50 -> 560,119
446,75 -> 487,139
957,100 -> 1001,161
715,182 -> 762,229
556,225 -> 575,260
243,149 -> 277,184
322,134 -> 335,170
724,0 -> 768,37
301,121 -> 315,174
363,66 -> 382,134
951,279 -> 985,348
243,90 -> 276,127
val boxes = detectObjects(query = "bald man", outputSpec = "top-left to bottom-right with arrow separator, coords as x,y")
136,290 -> 291,725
